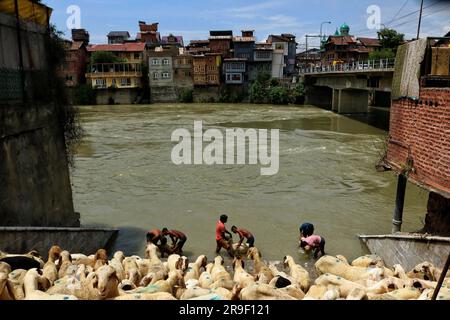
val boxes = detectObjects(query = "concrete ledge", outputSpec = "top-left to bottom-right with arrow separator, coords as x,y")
0,227 -> 119,258
359,233 -> 450,270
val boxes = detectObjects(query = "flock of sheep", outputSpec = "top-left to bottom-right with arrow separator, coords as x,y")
1,244 -> 449,300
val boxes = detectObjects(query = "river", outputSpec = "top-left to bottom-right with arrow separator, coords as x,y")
72,103 -> 428,264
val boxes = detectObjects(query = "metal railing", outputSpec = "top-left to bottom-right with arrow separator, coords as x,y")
299,58 -> 396,75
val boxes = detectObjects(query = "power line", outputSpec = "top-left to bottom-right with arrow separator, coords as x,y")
386,0 -> 409,25
355,1 -> 449,37
351,0 -> 440,36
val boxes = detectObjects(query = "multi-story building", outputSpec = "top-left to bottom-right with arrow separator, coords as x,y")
86,42 -> 145,104
148,46 -> 178,102
173,52 -> 194,89
209,30 -> 233,58
59,29 -> 89,88
296,48 -> 322,69
186,40 -> 210,55
250,43 -> 273,81
322,24 -> 380,65
234,30 -> 255,60
137,21 -> 160,44
161,34 -> 184,48
267,33 -> 297,76
223,58 -> 246,84
107,31 -> 130,44
193,53 -> 221,86
60,40 -> 88,87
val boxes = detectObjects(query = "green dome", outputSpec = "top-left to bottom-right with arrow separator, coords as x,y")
340,23 -> 350,35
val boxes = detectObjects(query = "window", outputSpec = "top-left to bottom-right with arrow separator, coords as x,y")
134,53 -> 141,60
153,72 -> 159,80
275,43 -> 284,50
95,79 -> 106,87
185,71 -> 190,77
162,72 -> 170,79
163,59 -> 170,65
152,59 -> 159,65
121,78 -> 131,86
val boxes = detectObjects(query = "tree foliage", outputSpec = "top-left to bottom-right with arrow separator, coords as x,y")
91,51 -> 124,64
179,88 -> 194,103
377,28 -> 405,53
369,48 -> 396,60
47,25 -> 84,168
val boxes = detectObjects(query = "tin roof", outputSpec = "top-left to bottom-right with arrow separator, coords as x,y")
87,42 -> 145,52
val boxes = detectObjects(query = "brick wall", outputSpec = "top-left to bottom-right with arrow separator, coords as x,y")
387,88 -> 450,197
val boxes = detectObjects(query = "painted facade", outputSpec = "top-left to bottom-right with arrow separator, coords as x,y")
267,34 -> 297,76
193,54 -> 221,86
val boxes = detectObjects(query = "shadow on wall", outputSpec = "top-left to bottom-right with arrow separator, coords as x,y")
106,225 -> 149,257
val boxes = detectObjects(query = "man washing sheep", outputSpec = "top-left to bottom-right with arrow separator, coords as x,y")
162,228 -> 187,255
146,229 -> 163,245
300,235 -> 326,259
215,214 -> 234,257
231,226 -> 255,248
299,222 -> 325,259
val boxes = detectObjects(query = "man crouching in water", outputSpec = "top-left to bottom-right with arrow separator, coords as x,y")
215,214 -> 234,257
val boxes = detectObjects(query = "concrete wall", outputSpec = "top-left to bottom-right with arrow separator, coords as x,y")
387,88 -> 450,198
193,86 -> 220,103
304,85 -> 332,109
361,235 -> 450,271
0,104 -> 79,227
421,192 -> 450,236
0,11 -> 79,227
338,89 -> 369,114
0,227 -> 118,258
96,88 -> 140,105
151,85 -> 178,103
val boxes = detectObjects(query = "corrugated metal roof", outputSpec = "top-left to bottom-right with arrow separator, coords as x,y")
107,31 -> 130,38
234,36 -> 256,42
87,43 -> 145,52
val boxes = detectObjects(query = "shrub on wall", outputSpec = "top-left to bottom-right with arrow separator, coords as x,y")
179,88 -> 194,103
73,84 -> 96,105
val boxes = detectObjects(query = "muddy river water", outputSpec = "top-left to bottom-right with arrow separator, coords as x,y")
72,104 -> 428,264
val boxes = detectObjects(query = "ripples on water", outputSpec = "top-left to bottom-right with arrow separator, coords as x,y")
72,104 -> 428,265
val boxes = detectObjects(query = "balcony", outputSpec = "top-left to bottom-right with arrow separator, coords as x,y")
86,63 -> 142,78
253,51 -> 272,62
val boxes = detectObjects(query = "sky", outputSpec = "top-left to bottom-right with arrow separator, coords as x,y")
44,0 -> 450,50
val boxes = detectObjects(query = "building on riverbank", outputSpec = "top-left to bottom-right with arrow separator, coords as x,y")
86,42 -> 145,104
59,29 -> 90,90
267,34 -> 297,77
385,36 -> 450,236
209,30 -> 233,59
322,23 -> 380,66
107,31 -> 130,44
250,43 -> 273,81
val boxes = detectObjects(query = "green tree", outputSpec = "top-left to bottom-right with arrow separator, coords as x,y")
268,86 -> 289,105
377,28 -> 405,53
91,51 -> 123,64
249,81 -> 267,104
369,48 -> 396,60
73,84 -> 96,105
179,88 -> 194,103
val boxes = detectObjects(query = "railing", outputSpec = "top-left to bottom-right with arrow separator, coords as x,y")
86,71 -> 142,78
299,58 -> 396,75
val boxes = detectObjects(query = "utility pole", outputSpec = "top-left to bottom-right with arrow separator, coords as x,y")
417,0 -> 424,39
